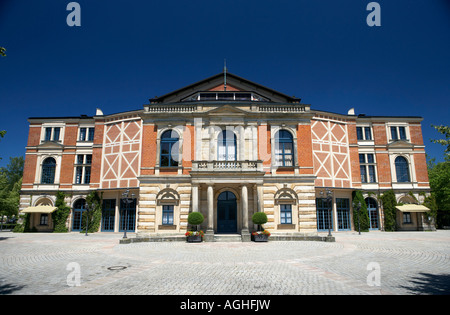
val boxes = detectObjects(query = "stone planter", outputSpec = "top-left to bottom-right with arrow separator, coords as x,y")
251,234 -> 269,242
186,235 -> 203,243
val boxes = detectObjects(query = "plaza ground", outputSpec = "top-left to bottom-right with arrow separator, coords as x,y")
0,230 -> 449,295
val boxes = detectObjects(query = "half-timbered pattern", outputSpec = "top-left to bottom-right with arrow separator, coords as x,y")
19,72 -> 434,236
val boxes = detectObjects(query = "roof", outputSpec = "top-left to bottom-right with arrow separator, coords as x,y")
149,72 -> 301,104
396,204 -> 430,212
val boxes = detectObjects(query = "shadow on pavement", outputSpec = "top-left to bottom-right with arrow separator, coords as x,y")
401,273 -> 450,295
0,281 -> 26,295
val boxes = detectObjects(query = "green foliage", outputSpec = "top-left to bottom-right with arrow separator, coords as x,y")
252,212 -> 268,225
52,191 -> 71,233
427,157 -> 450,228
351,191 -> 370,232
81,191 -> 102,233
188,212 -> 204,225
431,124 -> 450,161
0,157 -> 24,218
381,190 -> 397,231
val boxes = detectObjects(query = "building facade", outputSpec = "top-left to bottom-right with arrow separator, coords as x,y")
19,72 -> 433,237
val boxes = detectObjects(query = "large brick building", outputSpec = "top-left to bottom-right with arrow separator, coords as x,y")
19,72 -> 434,238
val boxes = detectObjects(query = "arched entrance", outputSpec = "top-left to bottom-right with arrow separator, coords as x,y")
217,191 -> 237,233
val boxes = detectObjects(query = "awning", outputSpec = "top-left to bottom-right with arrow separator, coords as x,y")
395,204 -> 430,213
21,206 -> 57,214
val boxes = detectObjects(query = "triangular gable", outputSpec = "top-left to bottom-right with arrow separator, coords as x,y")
149,72 -> 301,104
206,104 -> 248,116
208,84 -> 241,92
37,141 -> 64,149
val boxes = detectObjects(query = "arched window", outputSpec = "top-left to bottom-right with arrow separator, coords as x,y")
218,130 -> 237,161
160,130 -> 179,167
41,157 -> 56,184
395,156 -> 410,182
275,130 -> 294,166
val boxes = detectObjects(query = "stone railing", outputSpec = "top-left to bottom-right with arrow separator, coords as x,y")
144,104 -> 197,113
192,160 -> 263,172
257,104 -> 310,113
144,103 -> 310,114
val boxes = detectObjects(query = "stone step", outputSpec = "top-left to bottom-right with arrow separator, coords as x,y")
213,234 -> 242,242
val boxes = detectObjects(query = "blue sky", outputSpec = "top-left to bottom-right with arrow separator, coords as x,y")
0,0 -> 449,167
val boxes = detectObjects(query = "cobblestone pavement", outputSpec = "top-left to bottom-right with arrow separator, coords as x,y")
0,230 -> 449,295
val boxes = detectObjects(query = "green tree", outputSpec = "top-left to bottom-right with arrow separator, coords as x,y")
52,191 -> 71,233
381,190 -> 397,231
427,157 -> 450,228
431,124 -> 450,161
0,157 -> 24,219
351,190 -> 370,232
81,191 -> 102,233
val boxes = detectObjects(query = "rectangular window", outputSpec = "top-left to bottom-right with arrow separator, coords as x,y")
79,128 -> 87,141
359,153 -> 377,183
399,127 -> 406,140
75,166 -> 83,184
316,198 -> 332,231
360,165 -> 367,183
356,126 -> 372,140
74,154 -> 93,184
162,205 -> 174,225
40,214 -> 48,225
84,167 -> 91,184
53,127 -> 61,141
88,128 -> 95,141
356,127 -> 363,140
336,198 -> 351,231
102,199 -> 116,232
403,212 -> 412,224
45,128 -> 52,141
391,127 -> 398,140
364,127 -> 372,140
280,204 -> 292,224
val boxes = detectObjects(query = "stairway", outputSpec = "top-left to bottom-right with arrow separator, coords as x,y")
213,234 -> 242,242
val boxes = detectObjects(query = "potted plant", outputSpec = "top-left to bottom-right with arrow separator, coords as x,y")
251,212 -> 270,242
186,212 -> 204,243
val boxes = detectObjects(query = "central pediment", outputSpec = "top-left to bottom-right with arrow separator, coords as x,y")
206,104 -> 248,116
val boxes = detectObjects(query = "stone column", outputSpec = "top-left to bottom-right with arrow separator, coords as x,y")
205,184 -> 214,241
241,185 -> 251,242
192,185 -> 199,213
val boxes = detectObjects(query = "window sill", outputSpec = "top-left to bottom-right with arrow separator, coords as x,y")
277,224 -> 295,230
158,225 -> 177,230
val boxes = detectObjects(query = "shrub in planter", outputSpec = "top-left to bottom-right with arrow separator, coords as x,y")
252,212 -> 268,231
187,212 -> 204,242
251,229 -> 271,242
187,212 -> 204,231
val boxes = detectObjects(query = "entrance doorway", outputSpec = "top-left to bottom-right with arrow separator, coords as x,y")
217,191 -> 237,233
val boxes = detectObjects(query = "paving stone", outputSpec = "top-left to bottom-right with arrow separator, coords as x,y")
0,231 -> 449,295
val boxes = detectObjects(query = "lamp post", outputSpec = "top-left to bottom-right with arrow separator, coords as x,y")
320,188 -> 333,237
121,189 -> 135,239
84,202 -> 90,237
353,200 -> 362,235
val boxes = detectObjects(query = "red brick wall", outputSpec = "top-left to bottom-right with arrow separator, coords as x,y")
141,124 -> 157,175
297,124 -> 314,175
90,120 -> 104,189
